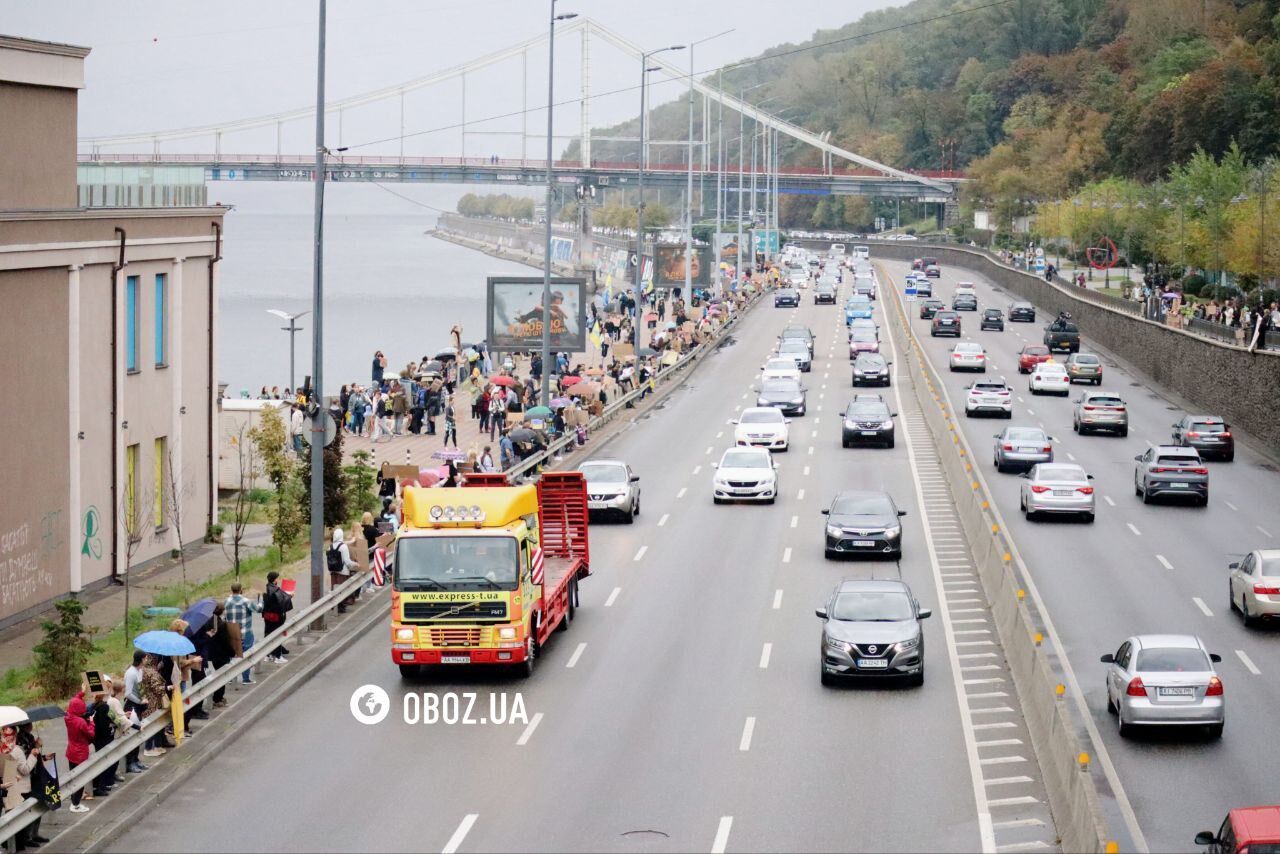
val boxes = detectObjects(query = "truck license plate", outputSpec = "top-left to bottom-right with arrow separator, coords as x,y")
856,659 -> 889,669
441,655 -> 470,664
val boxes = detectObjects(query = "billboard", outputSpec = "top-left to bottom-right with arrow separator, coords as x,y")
549,236 -> 575,263
751,229 -> 780,255
486,276 -> 586,352
652,244 -> 713,287
714,234 -> 741,266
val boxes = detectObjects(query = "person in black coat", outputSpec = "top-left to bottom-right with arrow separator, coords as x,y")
207,606 -> 236,707
89,692 -> 116,796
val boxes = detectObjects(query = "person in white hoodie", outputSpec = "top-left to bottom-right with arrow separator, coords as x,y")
289,404 -> 305,454
328,528 -> 358,614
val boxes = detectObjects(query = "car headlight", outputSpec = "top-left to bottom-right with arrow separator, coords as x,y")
792,397 -> 804,405
880,420 -> 894,429
854,369 -> 864,376
897,636 -> 919,651
825,635 -> 849,651
885,525 -> 901,538
498,626 -> 517,640
826,524 -> 843,537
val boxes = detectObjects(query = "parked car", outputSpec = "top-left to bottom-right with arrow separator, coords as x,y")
821,490 -> 907,560
1101,634 -> 1224,738
1019,462 -> 1095,522
1065,352 -> 1103,384
1172,415 -> 1235,461
1074,391 -> 1129,436
993,426 -> 1054,472
1227,549 -> 1280,626
852,352 -> 891,387
949,342 -> 987,372
1029,361 -> 1070,395
1134,445 -> 1209,505
732,406 -> 791,452
817,578 -> 929,686
579,459 -> 641,523
1017,344 -> 1052,373
841,397 -> 896,448
919,299 -> 944,319
965,379 -> 1012,418
980,308 -> 1005,331
930,310 -> 961,337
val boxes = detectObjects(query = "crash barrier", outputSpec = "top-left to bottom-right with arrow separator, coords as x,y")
850,240 -> 1280,457
0,570 -> 371,847
880,265 -> 1133,854
505,287 -> 766,483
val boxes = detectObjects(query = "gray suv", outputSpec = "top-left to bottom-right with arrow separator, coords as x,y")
818,579 -> 931,686
1134,445 -> 1209,505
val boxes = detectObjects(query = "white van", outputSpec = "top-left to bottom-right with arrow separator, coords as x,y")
853,245 -> 870,260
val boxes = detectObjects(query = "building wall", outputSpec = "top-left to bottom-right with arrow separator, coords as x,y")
0,267 -> 71,615
0,81 -> 77,209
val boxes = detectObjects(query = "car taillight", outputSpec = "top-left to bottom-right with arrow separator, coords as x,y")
1186,431 -> 1201,438
976,354 -> 985,359
1188,467 -> 1208,475
1002,444 -> 1014,451
1253,584 -> 1280,595
1126,677 -> 1146,697
1076,487 -> 1094,495
1030,485 -> 1050,493
1083,405 -> 1097,411
1205,677 -> 1223,697
997,390 -> 1009,395
1042,446 -> 1052,452
1221,431 -> 1231,437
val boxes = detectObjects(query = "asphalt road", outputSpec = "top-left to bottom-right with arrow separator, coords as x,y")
880,257 -> 1280,853
108,269 -> 1057,853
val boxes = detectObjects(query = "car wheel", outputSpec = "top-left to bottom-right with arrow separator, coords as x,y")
1140,485 -> 1151,504
518,624 -> 538,679
1242,595 -> 1257,628
821,670 -> 835,687
1029,386 -> 1039,395
995,457 -> 1004,472
842,438 -> 850,448
624,503 -> 636,524
907,670 -> 925,687
1106,689 -> 1117,714
1117,711 -> 1132,738
634,497 -> 640,516
1119,427 -> 1129,437
1084,512 -> 1095,524
1224,452 -> 1235,462
1206,723 -> 1224,740
1200,492 -> 1209,507
1134,481 -> 1142,497
765,496 -> 776,505
398,664 -> 421,680
886,436 -> 895,449
713,497 -> 724,505
1072,419 -> 1079,433
1003,411 -> 1013,419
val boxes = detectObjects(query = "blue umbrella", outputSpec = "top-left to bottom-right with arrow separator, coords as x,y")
133,630 -> 196,656
180,598 -> 217,635
527,406 -> 553,419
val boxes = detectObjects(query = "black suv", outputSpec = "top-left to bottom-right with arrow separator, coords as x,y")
852,352 -> 891,387
1172,415 -> 1235,462
952,293 -> 978,311
919,299 -> 944,319
1009,302 -> 1036,322
774,288 -> 800,308
841,398 -> 896,448
931,310 -> 961,337
980,308 -> 1005,331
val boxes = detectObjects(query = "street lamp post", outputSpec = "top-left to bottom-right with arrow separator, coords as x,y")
635,44 -> 685,330
266,309 -> 310,392
684,30 -> 733,301
541,1 -> 577,407
308,0 -> 328,615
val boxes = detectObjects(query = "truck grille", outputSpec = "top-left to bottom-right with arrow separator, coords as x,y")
429,627 -> 483,647
403,601 -> 507,621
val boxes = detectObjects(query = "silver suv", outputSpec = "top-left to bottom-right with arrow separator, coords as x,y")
1134,445 -> 1209,505
1073,390 -> 1129,437
817,578 -> 930,686
578,459 -> 641,522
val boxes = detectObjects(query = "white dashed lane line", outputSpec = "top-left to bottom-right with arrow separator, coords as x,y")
604,587 -> 621,607
442,814 -> 480,853
1155,555 -> 1173,570
658,513 -> 669,527
515,714 -> 543,747
738,717 -> 756,751
1103,496 -> 1116,507
677,487 -> 687,499
633,546 -> 648,562
1192,597 -> 1213,617
711,817 -> 733,854
1260,525 -> 1275,538
773,589 -> 784,609
759,643 -> 772,669
782,547 -> 793,563
1236,649 -> 1262,675
565,642 -> 587,668
1126,522 -> 1141,537
1224,500 -> 1239,511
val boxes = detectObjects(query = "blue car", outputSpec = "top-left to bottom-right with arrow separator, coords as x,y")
844,296 -> 875,325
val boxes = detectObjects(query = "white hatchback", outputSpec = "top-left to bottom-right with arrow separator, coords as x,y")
965,380 -> 1013,418
1029,361 -> 1071,396
732,407 -> 791,451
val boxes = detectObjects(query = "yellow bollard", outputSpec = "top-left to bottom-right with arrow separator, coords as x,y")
1016,588 -> 1026,600
981,500 -> 989,509
1104,842 -> 1120,854
1003,551 -> 1012,562
1078,752 -> 1090,771
991,524 -> 1000,534
1055,683 -> 1066,697
972,481 -> 980,490
1033,632 -> 1043,646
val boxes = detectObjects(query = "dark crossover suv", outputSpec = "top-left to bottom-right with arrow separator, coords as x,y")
931,310 -> 961,337
818,578 -> 931,686
1009,301 -> 1036,322
852,352 -> 891,387
774,288 -> 800,307
841,398 -> 896,448
1172,415 -> 1234,461
980,308 -> 1005,331
822,490 -> 907,559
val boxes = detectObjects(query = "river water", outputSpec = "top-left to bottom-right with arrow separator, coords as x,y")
217,183 -> 538,396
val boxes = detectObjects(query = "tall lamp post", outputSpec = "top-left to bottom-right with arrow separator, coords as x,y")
266,309 -> 310,393
635,43 -> 685,328
308,0 -> 328,614
540,0 -> 578,406
684,30 -> 733,300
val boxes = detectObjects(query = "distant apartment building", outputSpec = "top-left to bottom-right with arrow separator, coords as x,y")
0,35 -> 226,626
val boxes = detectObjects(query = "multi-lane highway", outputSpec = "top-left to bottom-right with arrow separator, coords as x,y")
110,266 -> 1059,853
879,257 -> 1280,853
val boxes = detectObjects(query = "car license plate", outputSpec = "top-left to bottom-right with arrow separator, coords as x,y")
860,431 -> 877,436
856,659 -> 890,669
441,655 -> 470,664
1053,490 -> 1073,497
1158,686 -> 1194,697
1170,482 -> 1189,488
588,501 -> 607,509
851,539 -> 875,547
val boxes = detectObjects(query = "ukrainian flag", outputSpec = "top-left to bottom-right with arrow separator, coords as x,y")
589,320 -> 603,350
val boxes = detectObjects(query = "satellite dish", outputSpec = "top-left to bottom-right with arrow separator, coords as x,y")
301,410 -> 337,448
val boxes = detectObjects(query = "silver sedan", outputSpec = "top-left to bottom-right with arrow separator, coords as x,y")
1101,634 -> 1224,738
1228,549 -> 1280,626
994,426 -> 1054,473
1019,463 -> 1095,522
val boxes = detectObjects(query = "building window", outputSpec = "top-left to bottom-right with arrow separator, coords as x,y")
154,437 -> 166,528
126,275 -> 139,372
154,273 -> 167,367
125,443 -> 140,539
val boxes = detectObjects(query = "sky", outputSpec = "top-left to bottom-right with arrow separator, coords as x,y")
2,0 -> 904,161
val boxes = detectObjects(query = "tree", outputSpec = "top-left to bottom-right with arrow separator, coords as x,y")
224,423 -> 263,578
344,449 -> 381,522
119,465 -> 152,648
32,598 -> 98,699
164,445 -> 194,606
250,405 -> 302,555
299,426 -> 350,530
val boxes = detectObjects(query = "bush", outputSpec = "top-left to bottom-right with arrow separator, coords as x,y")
1182,274 -> 1208,296
32,599 -> 98,700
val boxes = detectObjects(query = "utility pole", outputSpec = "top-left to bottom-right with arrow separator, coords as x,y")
308,0 -> 327,614
685,44 -> 695,300
635,44 -> 685,327
715,68 -> 723,295
541,0 -> 577,406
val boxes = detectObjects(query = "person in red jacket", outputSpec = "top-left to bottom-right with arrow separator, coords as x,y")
64,691 -> 95,813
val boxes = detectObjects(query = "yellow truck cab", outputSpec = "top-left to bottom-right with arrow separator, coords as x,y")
390,472 -> 589,678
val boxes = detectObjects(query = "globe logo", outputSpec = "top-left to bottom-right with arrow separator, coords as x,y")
349,684 -> 391,725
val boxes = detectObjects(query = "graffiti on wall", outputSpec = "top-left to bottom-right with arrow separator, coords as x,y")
1,510 -> 60,611
81,506 -> 103,559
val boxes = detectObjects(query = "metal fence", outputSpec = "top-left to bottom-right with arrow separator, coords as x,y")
1185,317 -> 1242,344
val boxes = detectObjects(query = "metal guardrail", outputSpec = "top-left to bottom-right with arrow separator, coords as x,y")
1185,317 -> 1241,344
0,570 -> 371,846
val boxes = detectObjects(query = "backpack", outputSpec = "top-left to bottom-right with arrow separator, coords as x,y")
327,545 -> 344,573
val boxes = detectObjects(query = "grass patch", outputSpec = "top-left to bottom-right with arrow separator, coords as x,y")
0,544 -> 306,707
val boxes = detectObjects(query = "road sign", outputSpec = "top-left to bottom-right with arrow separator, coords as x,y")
905,286 -> 918,302
302,411 -> 337,448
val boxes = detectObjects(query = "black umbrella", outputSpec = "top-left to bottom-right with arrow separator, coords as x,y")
24,704 -> 64,723
637,347 -> 658,358
419,360 -> 443,377
509,427 -> 538,443
435,348 -> 459,362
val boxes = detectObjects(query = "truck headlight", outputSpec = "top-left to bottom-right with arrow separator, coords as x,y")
885,525 -> 901,538
498,626 -> 517,640
395,627 -> 415,642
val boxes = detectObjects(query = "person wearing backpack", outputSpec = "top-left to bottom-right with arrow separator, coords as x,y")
328,528 -> 357,614
261,571 -> 293,662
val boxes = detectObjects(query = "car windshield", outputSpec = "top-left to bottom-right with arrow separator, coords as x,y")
741,410 -> 783,424
849,297 -> 871,306
1156,454 -> 1199,465
848,404 -> 888,420
831,590 -> 915,621
580,464 -> 627,484
831,493 -> 893,515
856,356 -> 885,368
779,341 -> 807,354
395,536 -> 518,591
1035,466 -> 1085,483
765,360 -> 795,371
956,343 -> 982,353
1006,428 -> 1046,442
1037,363 -> 1067,373
1190,421 -> 1225,431
925,301 -> 943,308
1261,557 -> 1280,575
1024,346 -> 1049,355
852,331 -> 877,342
1013,303 -> 1032,309
1136,647 -> 1211,672
973,383 -> 1006,392
721,451 -> 770,469
1072,355 -> 1100,364
985,310 -> 1001,317
763,380 -> 800,394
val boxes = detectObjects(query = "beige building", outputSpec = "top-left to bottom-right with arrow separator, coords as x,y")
0,35 -> 226,626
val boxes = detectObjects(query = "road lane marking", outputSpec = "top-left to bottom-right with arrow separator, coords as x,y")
803,466 -> 810,476
790,515 -> 799,528
711,817 -> 733,854
739,717 -> 756,751
658,513 -> 669,527
715,431 -> 723,439
1066,452 -> 1076,461
442,814 -> 480,853
705,446 -> 713,455
566,642 -> 587,668
1236,649 -> 1261,675
1192,597 -> 1213,617
605,587 -> 621,607
1155,555 -> 1173,570
1260,525 -> 1275,538
977,739 -> 1023,748
1126,522 -> 1141,536
797,489 -> 806,500
988,796 -> 1039,808
677,488 -> 687,499
1224,500 -> 1238,511
693,465 -> 702,475
1025,408 -> 1035,415
782,547 -> 793,563
1103,496 -> 1115,507
633,546 -> 648,562
759,643 -> 772,668
972,721 -> 1018,730
773,589 -> 784,609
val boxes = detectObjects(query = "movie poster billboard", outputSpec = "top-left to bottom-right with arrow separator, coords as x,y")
714,234 -> 741,265
486,276 -> 586,352
652,244 -> 713,287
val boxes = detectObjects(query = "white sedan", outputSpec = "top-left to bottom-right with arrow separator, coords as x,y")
1029,361 -> 1071,396
732,407 -> 791,451
965,380 -> 1013,418
761,357 -> 802,383
949,342 -> 987,372
712,447 -> 779,504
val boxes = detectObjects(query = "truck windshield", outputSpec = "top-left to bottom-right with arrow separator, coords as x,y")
395,536 -> 519,591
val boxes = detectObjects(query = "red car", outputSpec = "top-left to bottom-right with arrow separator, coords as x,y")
1196,805 -> 1280,853
1017,344 -> 1052,374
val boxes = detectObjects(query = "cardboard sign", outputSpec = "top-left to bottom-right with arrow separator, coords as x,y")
612,342 -> 635,361
82,670 -> 106,695
380,463 -> 419,481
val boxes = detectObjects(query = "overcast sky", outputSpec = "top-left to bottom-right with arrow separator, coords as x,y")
3,0 -> 903,158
